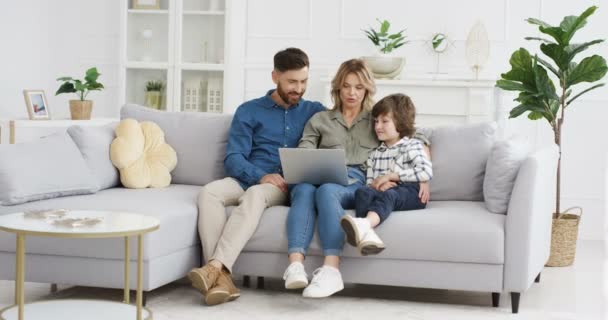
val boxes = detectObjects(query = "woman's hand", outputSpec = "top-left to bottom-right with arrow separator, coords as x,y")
419,181 -> 430,203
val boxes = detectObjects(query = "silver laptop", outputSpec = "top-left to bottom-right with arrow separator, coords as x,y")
279,148 -> 349,185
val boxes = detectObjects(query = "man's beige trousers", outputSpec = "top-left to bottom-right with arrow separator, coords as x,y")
197,177 -> 286,272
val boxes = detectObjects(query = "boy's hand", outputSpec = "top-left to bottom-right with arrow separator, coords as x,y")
419,181 -> 430,203
371,175 -> 391,190
378,181 -> 397,191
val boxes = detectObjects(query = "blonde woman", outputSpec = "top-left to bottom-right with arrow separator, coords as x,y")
283,59 -> 380,297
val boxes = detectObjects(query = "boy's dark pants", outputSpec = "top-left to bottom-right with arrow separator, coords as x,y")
355,183 -> 426,225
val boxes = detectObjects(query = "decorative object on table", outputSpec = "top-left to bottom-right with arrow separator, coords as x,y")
144,80 -> 164,110
24,209 -> 68,220
206,77 -> 222,113
496,6 -> 607,266
55,67 -> 104,120
133,0 -> 160,10
465,20 -> 490,79
23,90 -> 51,120
110,119 -> 177,189
427,32 -> 454,76
140,28 -> 154,62
182,79 -> 205,112
52,217 -> 104,228
361,18 -> 408,79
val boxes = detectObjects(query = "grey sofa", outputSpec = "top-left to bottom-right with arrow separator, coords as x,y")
0,104 -> 558,313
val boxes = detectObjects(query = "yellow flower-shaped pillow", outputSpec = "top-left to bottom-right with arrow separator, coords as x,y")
110,119 -> 177,188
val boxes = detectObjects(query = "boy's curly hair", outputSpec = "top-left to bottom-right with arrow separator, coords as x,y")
371,94 -> 416,138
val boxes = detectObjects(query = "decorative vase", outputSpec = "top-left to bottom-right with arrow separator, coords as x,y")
69,100 -> 93,120
145,91 -> 162,110
361,55 -> 406,79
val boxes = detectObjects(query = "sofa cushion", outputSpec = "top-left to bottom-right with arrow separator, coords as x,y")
0,132 -> 99,205
483,139 -> 530,214
121,104 -> 232,186
67,124 -> 120,190
0,184 -> 201,261
429,122 -> 497,201
241,201 -> 504,264
110,119 -> 177,188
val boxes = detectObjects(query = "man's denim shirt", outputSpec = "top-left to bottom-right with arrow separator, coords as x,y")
224,90 -> 326,190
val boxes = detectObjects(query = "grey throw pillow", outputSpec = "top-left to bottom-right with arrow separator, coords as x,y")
121,104 -> 232,186
483,139 -> 530,214
67,124 -> 120,190
0,132 -> 99,205
429,122 -> 497,201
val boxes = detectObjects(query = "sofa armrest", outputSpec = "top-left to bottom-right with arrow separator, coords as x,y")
504,144 -> 559,292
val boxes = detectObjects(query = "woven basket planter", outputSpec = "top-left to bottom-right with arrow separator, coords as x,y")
545,207 -> 582,267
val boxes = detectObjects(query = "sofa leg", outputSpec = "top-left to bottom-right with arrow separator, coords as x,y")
510,292 -> 520,313
535,272 -> 541,283
491,292 -> 500,307
143,291 -> 148,307
243,275 -> 251,288
257,276 -> 265,289
50,283 -> 58,293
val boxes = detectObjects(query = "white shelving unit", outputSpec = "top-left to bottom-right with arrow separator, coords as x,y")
119,0 -> 241,113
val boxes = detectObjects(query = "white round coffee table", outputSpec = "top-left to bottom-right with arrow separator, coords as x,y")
0,210 -> 160,320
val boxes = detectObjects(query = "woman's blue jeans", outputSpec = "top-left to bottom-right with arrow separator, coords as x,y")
287,166 -> 365,257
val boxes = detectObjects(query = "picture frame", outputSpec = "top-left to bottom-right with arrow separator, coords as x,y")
23,90 -> 51,120
132,0 -> 160,10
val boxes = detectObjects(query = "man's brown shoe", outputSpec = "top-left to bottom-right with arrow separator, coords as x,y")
188,264 -> 221,296
205,270 -> 241,306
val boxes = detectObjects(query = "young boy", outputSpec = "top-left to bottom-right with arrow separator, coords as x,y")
341,93 -> 432,255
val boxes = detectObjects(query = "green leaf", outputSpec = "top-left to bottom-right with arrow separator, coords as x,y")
566,83 -> 605,106
74,80 -> 86,92
536,56 -> 560,78
55,82 -> 76,95
380,19 -> 390,34
560,6 -> 597,45
525,37 -> 556,44
528,111 -> 545,120
84,67 -> 100,83
565,39 -> 604,60
540,43 -> 570,70
496,79 -> 529,92
56,76 -> 74,81
567,55 -> 608,86
509,104 -> 531,118
526,18 -> 552,28
533,59 -> 559,101
538,26 -> 566,45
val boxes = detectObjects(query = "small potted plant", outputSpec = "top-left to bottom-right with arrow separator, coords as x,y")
362,18 -> 408,79
55,67 -> 104,120
145,80 -> 164,110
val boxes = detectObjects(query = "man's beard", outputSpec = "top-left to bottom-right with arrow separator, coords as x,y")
277,83 -> 305,106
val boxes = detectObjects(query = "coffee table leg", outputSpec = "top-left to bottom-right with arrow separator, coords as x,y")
124,236 -> 130,303
15,234 -> 25,320
137,234 -> 143,320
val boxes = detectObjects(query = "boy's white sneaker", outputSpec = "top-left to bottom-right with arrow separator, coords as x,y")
340,215 -> 371,247
302,266 -> 344,298
357,228 -> 385,256
283,261 -> 308,289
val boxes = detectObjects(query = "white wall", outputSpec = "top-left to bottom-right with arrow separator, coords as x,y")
0,0 -> 121,120
0,0 -> 606,240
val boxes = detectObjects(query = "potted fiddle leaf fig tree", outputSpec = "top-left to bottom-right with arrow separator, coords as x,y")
55,67 -> 104,120
496,6 -> 607,266
362,18 -> 409,79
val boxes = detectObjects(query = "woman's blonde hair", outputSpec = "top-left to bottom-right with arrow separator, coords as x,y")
330,59 -> 376,112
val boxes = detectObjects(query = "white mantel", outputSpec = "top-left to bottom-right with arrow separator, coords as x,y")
321,77 -> 506,136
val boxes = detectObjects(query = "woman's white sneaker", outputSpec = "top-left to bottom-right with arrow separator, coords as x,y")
283,261 -> 308,289
302,266 -> 344,298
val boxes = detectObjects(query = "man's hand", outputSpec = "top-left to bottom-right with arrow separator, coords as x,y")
419,181 -> 430,204
378,181 -> 397,192
260,174 -> 288,193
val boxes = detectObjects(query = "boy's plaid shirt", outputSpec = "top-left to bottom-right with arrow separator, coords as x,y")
365,137 -> 433,185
